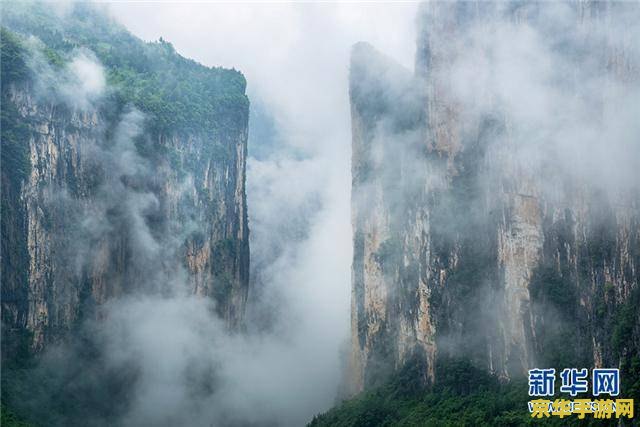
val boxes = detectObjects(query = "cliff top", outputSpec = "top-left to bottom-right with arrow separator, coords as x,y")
349,42 -> 423,134
1,2 -> 249,136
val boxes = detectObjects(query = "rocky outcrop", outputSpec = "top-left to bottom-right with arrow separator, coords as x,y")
349,1 -> 640,394
1,26 -> 250,356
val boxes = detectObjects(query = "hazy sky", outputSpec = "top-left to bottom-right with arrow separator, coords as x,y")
108,2 -> 417,150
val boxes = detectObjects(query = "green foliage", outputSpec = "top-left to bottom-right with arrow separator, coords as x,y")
1,28 -> 30,83
211,238 -> 238,304
1,56 -> 32,338
530,265 -> 578,317
529,262 -> 586,369
1,330 -> 137,427
309,375 -> 535,427
1,97 -> 32,187
2,3 -> 249,136
434,357 -> 499,396
527,209 -> 592,370
620,355 -> 640,406
310,372 -> 629,427
312,337 -> 635,426
612,286 -> 640,358
41,45 -> 64,67
1,403 -> 33,427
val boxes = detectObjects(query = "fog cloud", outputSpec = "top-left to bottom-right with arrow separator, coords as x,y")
8,3 -> 419,427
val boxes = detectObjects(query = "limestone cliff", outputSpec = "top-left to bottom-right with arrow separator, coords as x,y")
349,1 -> 640,394
1,6 -> 250,358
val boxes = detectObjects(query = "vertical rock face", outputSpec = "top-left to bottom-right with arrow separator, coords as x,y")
349,1 -> 640,394
1,13 -> 250,357
349,43 -> 435,391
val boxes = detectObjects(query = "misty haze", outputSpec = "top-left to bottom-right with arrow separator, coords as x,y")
1,1 -> 639,426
